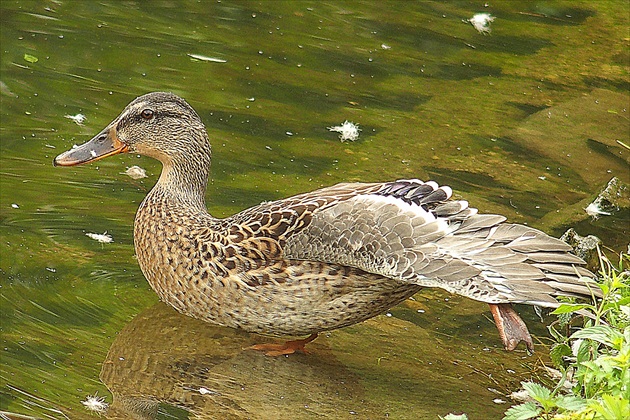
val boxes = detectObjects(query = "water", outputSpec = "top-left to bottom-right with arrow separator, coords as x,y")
1,1 -> 628,419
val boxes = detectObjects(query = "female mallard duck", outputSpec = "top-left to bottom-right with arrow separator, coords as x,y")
55,92 -> 597,355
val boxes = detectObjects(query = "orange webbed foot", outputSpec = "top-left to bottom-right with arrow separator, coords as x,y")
247,333 -> 319,356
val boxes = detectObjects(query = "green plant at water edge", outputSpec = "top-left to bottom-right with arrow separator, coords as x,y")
503,250 -> 629,420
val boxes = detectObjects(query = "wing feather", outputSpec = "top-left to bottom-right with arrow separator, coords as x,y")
222,179 -> 597,306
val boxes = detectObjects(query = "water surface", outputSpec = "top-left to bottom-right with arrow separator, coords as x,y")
1,1 -> 628,419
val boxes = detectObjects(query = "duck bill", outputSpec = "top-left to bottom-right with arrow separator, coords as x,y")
53,126 -> 128,167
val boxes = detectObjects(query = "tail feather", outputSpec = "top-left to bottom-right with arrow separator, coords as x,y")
533,263 -> 593,277
506,236 -> 573,253
523,252 -> 585,264
544,280 -> 599,298
488,263 -> 547,279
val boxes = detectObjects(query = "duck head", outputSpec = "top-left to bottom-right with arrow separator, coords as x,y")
54,92 -> 210,167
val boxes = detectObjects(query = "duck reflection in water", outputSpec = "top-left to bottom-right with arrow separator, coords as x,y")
101,302 -> 371,419
100,300 -> 540,419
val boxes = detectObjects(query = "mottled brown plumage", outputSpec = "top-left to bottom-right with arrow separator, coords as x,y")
54,92 -> 599,353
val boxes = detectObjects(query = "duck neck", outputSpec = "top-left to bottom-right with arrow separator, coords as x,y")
153,144 -> 212,213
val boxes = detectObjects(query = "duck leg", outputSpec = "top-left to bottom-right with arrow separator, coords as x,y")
248,333 -> 319,356
489,303 -> 534,353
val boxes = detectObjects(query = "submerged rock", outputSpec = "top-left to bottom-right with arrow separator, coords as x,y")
561,228 -> 601,271
514,89 -> 629,188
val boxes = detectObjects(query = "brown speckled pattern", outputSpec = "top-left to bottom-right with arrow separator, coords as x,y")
135,181 -> 421,336
71,92 -> 599,337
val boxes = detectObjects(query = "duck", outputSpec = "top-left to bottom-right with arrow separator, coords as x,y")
54,92 -> 598,355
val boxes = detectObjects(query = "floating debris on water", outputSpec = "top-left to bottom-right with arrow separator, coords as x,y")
123,165 -> 147,179
328,120 -> 360,142
65,113 -> 86,125
24,53 -> 38,63
199,387 -> 220,395
509,389 -> 533,403
86,231 -> 113,243
81,393 -> 109,415
585,202 -> 611,218
187,53 -> 227,63
468,13 -> 495,34
11,203 -> 19,209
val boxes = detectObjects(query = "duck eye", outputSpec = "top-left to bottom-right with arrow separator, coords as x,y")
141,109 -> 154,119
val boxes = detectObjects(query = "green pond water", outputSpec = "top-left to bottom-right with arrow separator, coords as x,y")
1,1 -> 628,419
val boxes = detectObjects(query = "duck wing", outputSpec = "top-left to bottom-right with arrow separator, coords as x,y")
225,179 -> 595,307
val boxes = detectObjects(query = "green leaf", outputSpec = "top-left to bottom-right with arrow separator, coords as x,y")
23,53 -> 38,63
571,325 -> 623,348
589,394 -> 630,419
598,282 -> 610,296
554,395 -> 587,411
616,296 -> 630,305
551,303 -> 591,315
521,382 -> 555,411
522,382 -> 551,401
502,402 -> 540,420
